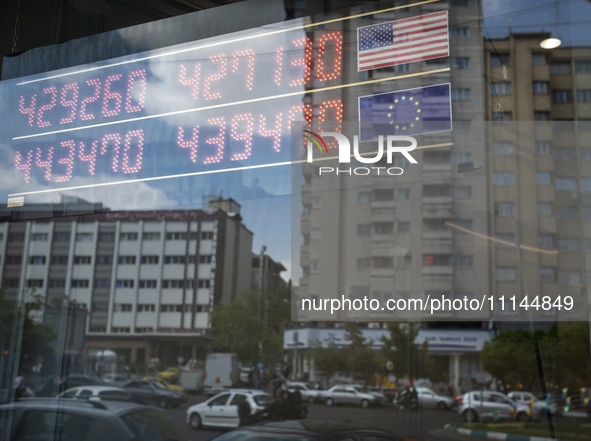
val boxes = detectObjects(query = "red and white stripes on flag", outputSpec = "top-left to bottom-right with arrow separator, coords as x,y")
357,10 -> 449,71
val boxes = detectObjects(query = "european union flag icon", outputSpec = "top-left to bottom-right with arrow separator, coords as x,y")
358,83 -> 452,141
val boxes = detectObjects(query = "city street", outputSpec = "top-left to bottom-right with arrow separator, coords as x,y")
164,395 -> 466,441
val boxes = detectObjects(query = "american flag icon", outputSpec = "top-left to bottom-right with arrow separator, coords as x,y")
357,11 -> 449,71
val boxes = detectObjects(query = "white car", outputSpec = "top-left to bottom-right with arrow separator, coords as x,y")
57,385 -> 136,402
507,391 -> 549,412
415,386 -> 455,410
318,385 -> 383,408
286,381 -> 320,403
186,389 -> 272,429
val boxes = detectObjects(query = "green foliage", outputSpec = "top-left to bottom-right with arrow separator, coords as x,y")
309,341 -> 346,388
209,288 -> 290,368
342,323 -> 380,383
480,323 -> 591,390
381,322 -> 433,380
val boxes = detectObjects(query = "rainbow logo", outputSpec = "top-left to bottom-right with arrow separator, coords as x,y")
303,130 -> 328,154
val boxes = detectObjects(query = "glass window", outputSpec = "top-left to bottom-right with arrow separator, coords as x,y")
452,57 -> 470,69
539,268 -> 555,282
550,63 -> 571,74
495,234 -> 515,247
492,142 -> 513,155
538,234 -> 554,249
358,192 -> 371,204
555,178 -> 577,191
556,208 -> 577,220
495,267 -> 516,281
493,173 -> 514,185
576,89 -> 591,102
497,203 -> 515,216
533,82 -> 548,94
535,172 -> 551,185
537,203 -> 552,216
552,90 -> 573,103
575,60 -> 591,73
535,141 -> 550,154
451,88 -> 471,101
357,224 -> 371,236
452,186 -> 471,198
492,82 -> 511,95
490,53 -> 509,66
531,53 -> 546,65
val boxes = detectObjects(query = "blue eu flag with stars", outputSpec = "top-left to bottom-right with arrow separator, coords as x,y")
358,83 -> 452,141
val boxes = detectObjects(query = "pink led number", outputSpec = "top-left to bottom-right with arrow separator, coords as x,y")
102,74 -> 123,117
59,83 -> 79,125
203,55 -> 227,101
80,78 -> 101,121
179,64 -> 201,100
204,118 -> 225,164
125,69 -> 147,113
121,129 -> 144,174
79,140 -> 98,175
37,87 -> 58,128
55,140 -> 76,183
18,94 -> 37,127
35,146 -> 54,181
230,113 -> 254,161
14,150 -> 34,183
100,133 -> 122,172
177,126 -> 199,163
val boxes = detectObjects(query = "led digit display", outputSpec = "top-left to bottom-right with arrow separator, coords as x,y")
0,20 -> 345,199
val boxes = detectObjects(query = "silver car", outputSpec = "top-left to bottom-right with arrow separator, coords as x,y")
458,390 -> 532,422
318,385 -> 381,408
286,381 -> 320,403
415,387 -> 455,410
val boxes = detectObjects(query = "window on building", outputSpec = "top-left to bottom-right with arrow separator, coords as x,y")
310,228 -> 322,240
538,234 -> 555,249
143,232 -> 161,240
424,255 -> 451,266
559,239 -> 580,252
372,256 -> 394,268
451,152 -> 472,164
27,279 -> 44,288
75,233 -> 93,242
53,232 -> 70,242
537,203 -> 552,216
493,173 -> 514,185
535,141 -> 550,154
397,188 -> 411,200
118,255 -> 137,264
451,57 -> 469,69
97,255 -> 113,265
140,255 -> 159,264
452,186 -> 471,198
73,255 -> 92,264
50,255 -> 68,265
137,304 -> 156,312
492,82 -> 511,95
554,149 -> 576,161
357,224 -> 371,236
198,279 -> 211,288
453,255 -> 473,267
196,305 -> 211,313
111,327 -> 130,333
531,53 -> 546,65
114,303 -> 133,312
358,192 -> 372,204
116,279 -> 134,288
31,233 -> 49,241
539,268 -> 555,282
555,178 -> 577,191
166,232 -> 186,240
577,89 -> 591,102
372,189 -> 394,201
533,82 -> 548,94
98,232 -> 115,242
397,221 -> 410,234
492,142 -> 513,155
580,148 -> 591,160
450,27 -> 469,37
497,203 -> 515,216
495,267 -> 516,281
139,279 -> 157,288
95,279 -> 111,288
48,279 -> 66,288
200,231 -> 214,240
71,279 -> 90,288
120,232 -> 138,241
451,88 -> 471,101
373,222 -> 394,235
29,256 -> 46,264
199,255 -> 213,264
556,207 -> 578,220
552,90 -> 573,103
550,63 -> 571,74
536,172 -> 551,185
574,60 -> 591,73
452,219 -> 473,230
164,255 -> 186,264
495,234 -> 515,247
581,179 -> 591,191
162,279 -> 185,288
534,112 -> 549,121
311,197 -> 322,208
559,271 -> 581,284
490,53 -> 509,66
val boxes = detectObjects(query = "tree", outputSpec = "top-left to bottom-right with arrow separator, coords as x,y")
381,322 -> 433,382
309,341 -> 345,388
342,323 -> 380,385
209,288 -> 290,369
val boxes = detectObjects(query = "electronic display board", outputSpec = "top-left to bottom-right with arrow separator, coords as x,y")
0,19 -> 347,205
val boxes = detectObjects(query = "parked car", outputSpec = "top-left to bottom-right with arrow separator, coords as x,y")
143,376 -> 185,392
0,398 -> 188,441
286,381 -> 320,404
507,391 -> 549,411
60,375 -> 106,392
210,420 -> 400,441
186,389 -> 272,429
101,373 -> 127,384
458,390 -> 533,422
121,380 -> 186,408
317,385 -> 383,408
56,386 -> 136,403
415,387 -> 455,410
158,367 -> 179,382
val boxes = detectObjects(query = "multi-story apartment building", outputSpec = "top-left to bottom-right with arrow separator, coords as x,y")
484,34 -> 591,325
295,0 -> 491,389
0,197 -> 253,367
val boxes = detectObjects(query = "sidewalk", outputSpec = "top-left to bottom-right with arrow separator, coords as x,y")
444,424 -> 574,441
